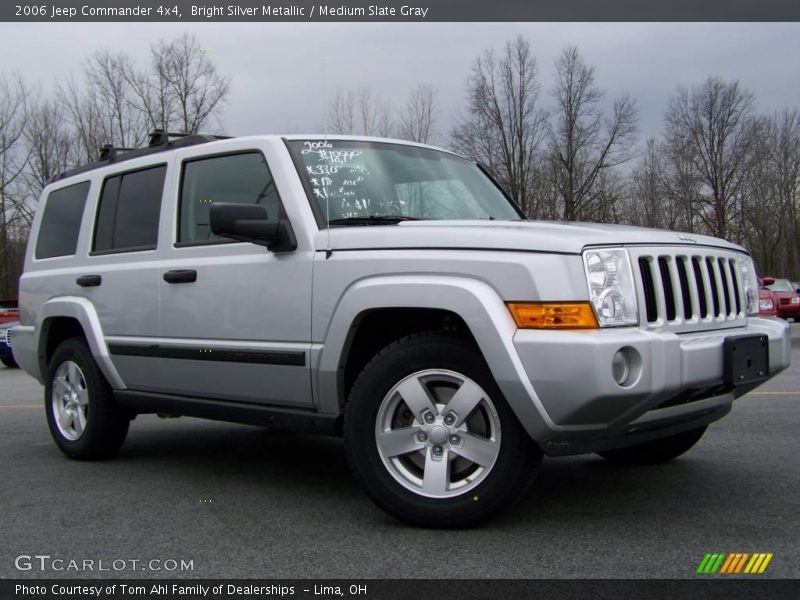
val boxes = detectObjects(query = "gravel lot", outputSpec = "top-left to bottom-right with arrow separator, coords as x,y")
1,324 -> 798,579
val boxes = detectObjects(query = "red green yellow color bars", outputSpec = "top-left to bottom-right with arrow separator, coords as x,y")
697,553 -> 773,574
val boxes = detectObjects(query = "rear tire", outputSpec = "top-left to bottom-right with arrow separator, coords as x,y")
597,426 -> 707,465
45,337 -> 130,460
344,332 -> 541,528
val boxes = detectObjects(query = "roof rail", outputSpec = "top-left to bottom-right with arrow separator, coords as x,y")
50,129 -> 232,183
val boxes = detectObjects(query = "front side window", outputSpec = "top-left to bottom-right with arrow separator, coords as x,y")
286,139 -> 521,225
35,181 -> 90,259
178,152 -> 281,244
93,165 -> 166,253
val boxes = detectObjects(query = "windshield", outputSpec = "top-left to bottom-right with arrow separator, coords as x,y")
286,140 -> 521,226
767,279 -> 796,292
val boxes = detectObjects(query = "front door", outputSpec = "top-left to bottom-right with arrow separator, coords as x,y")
156,150 -> 313,407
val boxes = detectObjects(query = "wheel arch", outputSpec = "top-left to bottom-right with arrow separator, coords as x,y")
314,275 -> 557,441
37,297 -> 126,389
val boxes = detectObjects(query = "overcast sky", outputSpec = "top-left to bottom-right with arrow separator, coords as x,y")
1,22 -> 798,146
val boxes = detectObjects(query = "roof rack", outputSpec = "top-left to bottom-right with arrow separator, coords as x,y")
51,129 -> 232,183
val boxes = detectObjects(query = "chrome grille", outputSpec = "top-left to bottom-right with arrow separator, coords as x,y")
3,328 -> 10,346
631,248 -> 747,332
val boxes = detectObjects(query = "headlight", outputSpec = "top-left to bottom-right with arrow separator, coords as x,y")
738,257 -> 759,316
759,298 -> 773,311
582,248 -> 638,327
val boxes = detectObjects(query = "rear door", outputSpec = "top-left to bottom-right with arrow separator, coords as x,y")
153,143 -> 314,407
85,163 -> 168,389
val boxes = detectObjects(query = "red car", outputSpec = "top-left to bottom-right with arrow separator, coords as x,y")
762,277 -> 800,321
758,284 -> 778,317
0,299 -> 19,325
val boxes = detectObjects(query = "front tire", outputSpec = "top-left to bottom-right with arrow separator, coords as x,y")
344,332 -> 541,528
45,337 -> 130,460
597,426 -> 707,465
1,357 -> 18,368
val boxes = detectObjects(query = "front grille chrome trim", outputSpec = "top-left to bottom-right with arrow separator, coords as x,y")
629,247 -> 748,333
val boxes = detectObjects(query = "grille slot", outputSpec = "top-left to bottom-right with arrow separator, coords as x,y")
658,257 -> 677,321
639,258 -> 657,322
692,258 -> 708,318
633,248 -> 746,330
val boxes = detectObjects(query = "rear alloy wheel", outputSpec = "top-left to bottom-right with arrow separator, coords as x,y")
345,332 -> 541,528
597,426 -> 708,465
45,337 -> 130,460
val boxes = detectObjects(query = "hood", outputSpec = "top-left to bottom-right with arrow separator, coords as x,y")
314,220 -> 746,255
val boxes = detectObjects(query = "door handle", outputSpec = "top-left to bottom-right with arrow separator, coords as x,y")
163,269 -> 197,284
76,275 -> 102,287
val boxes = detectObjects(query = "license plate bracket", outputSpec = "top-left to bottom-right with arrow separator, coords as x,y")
723,335 -> 769,388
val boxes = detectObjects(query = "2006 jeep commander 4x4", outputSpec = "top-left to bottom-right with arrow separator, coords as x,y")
12,132 -> 791,527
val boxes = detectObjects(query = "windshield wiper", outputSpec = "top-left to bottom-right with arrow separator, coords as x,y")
328,215 -> 422,226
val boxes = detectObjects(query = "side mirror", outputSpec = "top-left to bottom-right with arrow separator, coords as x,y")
762,276 -> 775,286
210,203 -> 296,253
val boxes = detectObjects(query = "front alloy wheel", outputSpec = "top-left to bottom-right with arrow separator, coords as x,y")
345,332 -> 541,528
375,369 -> 501,499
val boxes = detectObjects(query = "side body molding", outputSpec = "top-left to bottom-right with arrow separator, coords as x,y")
313,275 -> 560,442
36,297 -> 127,390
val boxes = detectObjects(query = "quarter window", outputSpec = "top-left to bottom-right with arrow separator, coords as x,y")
93,165 -> 166,253
35,181 -> 90,259
178,152 -> 281,244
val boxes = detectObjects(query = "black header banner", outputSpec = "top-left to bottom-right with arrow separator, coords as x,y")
2,0 -> 800,22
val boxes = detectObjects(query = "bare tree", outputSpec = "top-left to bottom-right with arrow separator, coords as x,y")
740,110 -> 800,274
0,73 -> 31,297
664,76 -> 756,241
326,89 -> 356,134
57,35 -> 230,164
326,88 -> 394,137
25,100 -> 76,197
549,46 -> 638,221
142,33 -> 230,134
397,84 -> 437,144
56,50 -> 147,162
452,36 -> 548,216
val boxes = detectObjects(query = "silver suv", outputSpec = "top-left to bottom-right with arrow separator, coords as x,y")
12,132 -> 791,527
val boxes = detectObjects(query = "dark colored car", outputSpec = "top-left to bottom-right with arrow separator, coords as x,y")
0,298 -> 19,325
763,277 -> 800,321
0,320 -> 18,368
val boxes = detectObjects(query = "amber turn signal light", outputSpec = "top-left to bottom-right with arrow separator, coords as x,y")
507,302 -> 599,330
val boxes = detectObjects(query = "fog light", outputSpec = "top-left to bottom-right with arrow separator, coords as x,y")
612,350 -> 630,385
611,347 -> 641,388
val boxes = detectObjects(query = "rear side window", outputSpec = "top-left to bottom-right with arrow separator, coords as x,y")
93,165 -> 167,253
178,152 -> 281,244
35,181 -> 90,259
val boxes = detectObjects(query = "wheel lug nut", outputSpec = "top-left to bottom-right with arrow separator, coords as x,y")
423,412 -> 435,424
449,434 -> 460,445
443,413 -> 456,426
432,445 -> 443,456
417,432 -> 428,442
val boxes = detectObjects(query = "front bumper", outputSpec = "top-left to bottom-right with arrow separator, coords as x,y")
776,301 -> 800,319
512,316 -> 790,451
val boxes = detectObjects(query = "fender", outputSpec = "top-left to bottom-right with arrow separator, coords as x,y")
313,275 -> 562,442
36,296 -> 126,390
